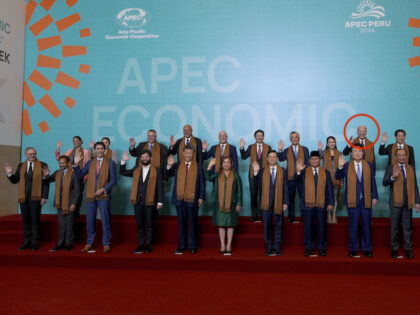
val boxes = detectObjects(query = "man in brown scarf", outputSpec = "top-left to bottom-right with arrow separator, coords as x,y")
240,129 -> 271,222
343,125 -> 376,173
383,149 -> 420,259
379,129 -> 415,168
168,124 -> 203,164
4,147 -> 49,250
202,131 -> 239,173
336,144 -> 378,258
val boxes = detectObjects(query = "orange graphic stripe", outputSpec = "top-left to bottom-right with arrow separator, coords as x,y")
62,45 -> 87,57
22,109 -> 33,136
28,69 -> 53,91
79,64 -> 90,74
29,14 -> 53,37
409,56 -> 420,67
37,55 -> 61,69
80,28 -> 91,38
413,38 -> 420,47
55,71 -> 80,89
37,35 -> 62,51
66,0 -> 78,8
40,0 -> 55,11
23,82 -> 36,107
56,13 -> 80,32
26,1 -> 37,26
64,96 -> 76,109
38,121 -> 50,133
408,18 -> 420,28
39,94 -> 61,118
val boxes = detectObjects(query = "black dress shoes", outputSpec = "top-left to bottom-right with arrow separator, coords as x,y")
249,217 -> 257,222
405,250 -> 414,259
18,244 -> 31,251
304,250 -> 313,256
318,250 -> 327,256
133,245 -> 145,254
31,244 -> 40,251
64,245 -> 73,251
174,248 -> 186,255
275,249 -> 282,256
362,251 -> 373,257
288,217 -> 295,223
391,251 -> 398,258
190,248 -> 198,254
145,246 -> 152,254
49,244 -> 63,252
265,249 -> 273,256
349,251 -> 358,257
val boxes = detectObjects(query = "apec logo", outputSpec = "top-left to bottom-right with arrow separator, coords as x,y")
116,8 -> 149,29
345,0 -> 391,33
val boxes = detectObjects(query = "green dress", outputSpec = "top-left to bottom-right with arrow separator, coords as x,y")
205,170 -> 243,227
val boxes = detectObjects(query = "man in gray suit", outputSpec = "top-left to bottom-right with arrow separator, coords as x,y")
383,149 -> 420,259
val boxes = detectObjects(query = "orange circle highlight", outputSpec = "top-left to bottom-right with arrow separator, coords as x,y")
343,113 -> 380,150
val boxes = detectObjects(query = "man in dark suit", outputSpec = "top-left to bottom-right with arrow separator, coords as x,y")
336,144 -> 378,257
168,124 -> 202,164
120,149 -> 163,254
167,145 -> 205,254
4,147 -> 49,250
383,149 -> 420,259
202,130 -> 238,173
343,125 -> 376,172
253,150 -> 289,256
295,151 -> 334,256
43,155 -> 81,252
379,129 -> 415,169
240,129 -> 271,222
73,141 -> 117,253
128,129 -> 168,181
277,131 -> 309,222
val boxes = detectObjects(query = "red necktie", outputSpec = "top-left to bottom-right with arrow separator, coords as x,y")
257,145 -> 262,159
96,159 -> 101,174
185,163 -> 189,187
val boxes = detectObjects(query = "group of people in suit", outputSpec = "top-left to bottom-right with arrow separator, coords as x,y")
4,125 -> 419,259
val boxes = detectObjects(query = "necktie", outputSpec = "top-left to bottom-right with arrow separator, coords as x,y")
185,163 -> 189,187
294,146 -> 297,158
257,145 -> 262,159
398,145 -> 402,149
400,165 -> 406,181
149,143 -> 153,151
186,138 -> 190,146
96,159 -> 101,175
314,169 -> 318,195
221,145 -> 225,157
361,139 -> 364,147
356,163 -> 362,182
28,163 -> 33,180
271,168 -> 275,184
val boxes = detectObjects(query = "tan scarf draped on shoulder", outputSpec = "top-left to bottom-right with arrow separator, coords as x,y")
130,165 -> 157,206
176,161 -> 197,203
261,165 -> 284,214
178,137 -> 196,162
86,158 -> 109,202
18,160 -> 42,203
215,143 -> 230,173
70,147 -> 84,168
323,149 -> 341,189
143,142 -> 161,168
353,138 -> 374,163
287,145 -> 304,181
54,167 -> 73,214
104,149 -> 113,160
347,160 -> 372,208
391,143 -> 409,166
304,167 -> 326,208
249,143 -> 269,178
218,170 -> 234,212
393,164 -> 415,208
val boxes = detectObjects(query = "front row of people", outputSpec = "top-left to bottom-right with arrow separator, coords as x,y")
4,143 -> 420,259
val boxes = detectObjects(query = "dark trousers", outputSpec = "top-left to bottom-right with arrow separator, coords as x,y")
348,206 -> 372,252
134,204 -> 154,246
303,208 -> 327,251
262,209 -> 283,251
74,181 -> 84,220
176,203 -> 198,250
57,209 -> 75,246
20,200 -> 42,246
249,178 -> 262,219
287,180 -> 302,219
390,206 -> 413,251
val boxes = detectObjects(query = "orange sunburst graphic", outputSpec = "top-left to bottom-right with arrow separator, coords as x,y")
408,18 -> 420,68
23,0 -> 91,135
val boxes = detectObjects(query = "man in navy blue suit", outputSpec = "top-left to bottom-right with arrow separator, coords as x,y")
167,145 -> 205,254
335,143 -> 378,257
295,151 -> 334,256
278,131 -> 309,222
73,141 -> 117,253
202,130 -> 238,173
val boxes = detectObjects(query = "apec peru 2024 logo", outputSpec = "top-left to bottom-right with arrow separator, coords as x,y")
345,0 -> 391,33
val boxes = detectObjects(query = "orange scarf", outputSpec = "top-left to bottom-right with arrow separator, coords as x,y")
304,167 -> 326,208
353,138 -> 374,163
347,160 -> 371,208
54,167 -> 73,214
86,158 -> 109,202
287,145 -> 304,181
18,160 -> 42,203
391,143 -> 409,166
130,165 -> 157,206
178,137 -> 197,162
142,142 -> 161,169
249,143 -> 269,178
393,164 -> 415,209
104,149 -> 113,160
261,165 -> 284,214
215,143 -> 230,173
218,171 -> 234,212
323,149 -> 341,189
176,161 -> 198,203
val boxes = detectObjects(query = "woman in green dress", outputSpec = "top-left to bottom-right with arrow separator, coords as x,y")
205,157 -> 242,255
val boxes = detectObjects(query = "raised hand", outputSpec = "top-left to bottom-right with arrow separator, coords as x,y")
42,166 -> 50,177
382,132 -> 388,144
392,165 -> 400,178
169,135 -> 176,147
296,160 -> 306,172
348,136 -> 354,144
129,137 -> 136,147
252,161 -> 260,173
89,140 -> 94,149
56,140 -> 62,150
3,162 -> 13,175
202,140 -> 208,151
338,154 -> 346,168
122,151 -> 130,162
239,138 -> 245,149
278,140 -> 285,151
167,155 -> 175,168
318,140 -> 323,150
74,154 -> 81,165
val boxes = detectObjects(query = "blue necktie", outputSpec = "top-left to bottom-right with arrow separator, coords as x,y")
356,163 -> 362,182
271,168 -> 275,184
294,147 -> 297,158
400,165 -> 406,181
149,143 -> 153,151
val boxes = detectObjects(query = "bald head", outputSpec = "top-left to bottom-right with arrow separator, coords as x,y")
218,131 -> 228,144
183,124 -> 193,138
357,126 -> 367,139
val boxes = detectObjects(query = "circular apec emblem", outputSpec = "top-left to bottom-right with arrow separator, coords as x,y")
116,8 -> 149,28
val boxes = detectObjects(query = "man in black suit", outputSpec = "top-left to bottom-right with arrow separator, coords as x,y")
4,147 -> 49,250
128,129 -> 168,181
240,129 -> 271,222
43,155 -> 81,252
202,130 -> 239,173
383,149 -> 420,259
379,129 -> 415,169
277,131 -> 310,222
168,124 -> 203,164
120,149 -> 163,254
